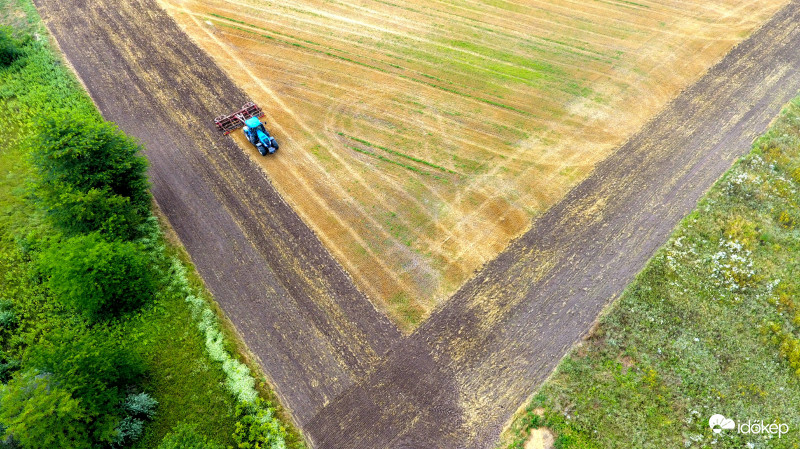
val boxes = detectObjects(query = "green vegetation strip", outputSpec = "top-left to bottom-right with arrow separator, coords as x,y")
0,4 -> 302,448
502,96 -> 800,448
595,0 -> 651,10
371,0 -> 615,64
208,16 -> 532,116
347,145 -> 438,178
338,132 -> 458,174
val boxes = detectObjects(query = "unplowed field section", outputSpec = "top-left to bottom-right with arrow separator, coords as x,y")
160,0 -> 785,327
304,2 -> 800,447
32,0 -> 401,426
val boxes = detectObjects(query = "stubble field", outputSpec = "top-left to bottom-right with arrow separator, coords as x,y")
158,0 -> 785,330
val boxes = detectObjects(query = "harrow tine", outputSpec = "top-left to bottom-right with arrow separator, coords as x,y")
214,101 -> 265,134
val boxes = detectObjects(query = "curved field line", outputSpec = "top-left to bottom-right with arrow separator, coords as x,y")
209,27 -> 536,165
208,12 -> 585,105
168,4 -> 426,303
177,5 -> 499,302
203,9 -> 539,115
206,14 -> 556,114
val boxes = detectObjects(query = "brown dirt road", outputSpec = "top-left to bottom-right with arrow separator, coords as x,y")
33,0 -> 800,447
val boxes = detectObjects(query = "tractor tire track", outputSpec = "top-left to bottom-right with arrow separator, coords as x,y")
32,0 -> 402,426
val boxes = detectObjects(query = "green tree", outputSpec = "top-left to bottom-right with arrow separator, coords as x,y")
44,185 -> 146,240
0,26 -> 22,67
33,116 -> 150,239
0,370 -> 91,449
24,326 -> 145,443
38,233 -> 156,320
158,423 -> 225,449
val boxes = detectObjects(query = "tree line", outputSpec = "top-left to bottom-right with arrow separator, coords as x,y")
1,26 -> 289,449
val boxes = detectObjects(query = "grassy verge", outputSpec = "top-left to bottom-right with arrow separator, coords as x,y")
0,1 -> 304,447
500,96 -> 800,448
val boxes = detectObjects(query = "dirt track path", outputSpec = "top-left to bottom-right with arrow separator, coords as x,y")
32,0 -> 401,426
33,0 -> 800,447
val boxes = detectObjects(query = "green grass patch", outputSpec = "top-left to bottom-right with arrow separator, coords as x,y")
502,96 -> 800,448
388,292 -> 424,328
0,2 -> 303,447
122,279 -> 239,447
210,16 -> 532,116
338,132 -> 458,175
347,145 -> 438,178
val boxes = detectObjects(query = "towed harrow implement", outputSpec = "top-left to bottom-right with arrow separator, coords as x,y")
214,101 -> 264,135
215,101 -> 279,156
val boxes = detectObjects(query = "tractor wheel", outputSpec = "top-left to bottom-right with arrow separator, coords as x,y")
270,138 -> 279,151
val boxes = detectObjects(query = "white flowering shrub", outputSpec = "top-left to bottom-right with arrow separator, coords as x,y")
724,170 -> 760,199
167,257 -> 285,447
708,239 -> 757,292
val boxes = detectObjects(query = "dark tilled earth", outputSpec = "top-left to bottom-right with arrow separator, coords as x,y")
32,0 -> 401,427
33,0 -> 800,447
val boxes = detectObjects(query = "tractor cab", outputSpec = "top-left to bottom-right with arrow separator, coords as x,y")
243,116 -> 278,156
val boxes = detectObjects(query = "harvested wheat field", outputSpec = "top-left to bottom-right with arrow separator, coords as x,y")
158,0 -> 785,329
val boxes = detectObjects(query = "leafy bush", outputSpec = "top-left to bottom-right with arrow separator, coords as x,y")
158,423 -> 225,449
0,310 -> 16,330
123,391 -> 158,418
172,259 -> 259,404
168,258 -> 292,448
112,392 -> 159,446
232,400 -> 287,449
0,26 -> 22,67
0,425 -> 19,449
42,185 -> 148,240
112,418 -> 144,447
24,326 -> 145,443
0,370 -> 91,449
0,351 -> 20,384
0,299 -> 17,331
33,116 -> 150,239
38,233 -> 156,320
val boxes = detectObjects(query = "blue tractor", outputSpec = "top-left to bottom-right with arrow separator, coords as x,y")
214,102 -> 279,156
243,116 -> 279,156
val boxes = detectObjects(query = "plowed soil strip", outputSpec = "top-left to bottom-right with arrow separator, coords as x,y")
304,2 -> 800,447
32,0 -> 401,426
